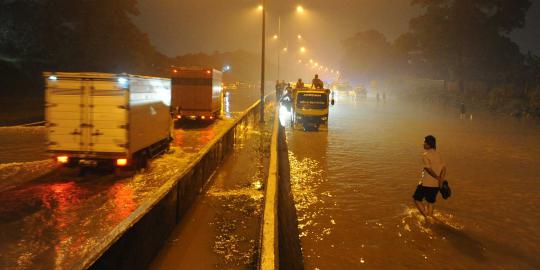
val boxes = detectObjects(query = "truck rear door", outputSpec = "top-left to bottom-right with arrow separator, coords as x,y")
88,79 -> 128,154
47,77 -> 86,152
46,75 -> 128,156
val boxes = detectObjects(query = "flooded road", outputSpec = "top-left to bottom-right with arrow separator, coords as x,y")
0,88 -> 259,190
284,94 -> 540,269
151,102 -> 274,270
0,88 -> 262,269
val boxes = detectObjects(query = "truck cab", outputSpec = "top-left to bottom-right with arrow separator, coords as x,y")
292,88 -> 333,131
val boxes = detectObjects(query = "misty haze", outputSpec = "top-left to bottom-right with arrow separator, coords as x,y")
1,1 -> 539,269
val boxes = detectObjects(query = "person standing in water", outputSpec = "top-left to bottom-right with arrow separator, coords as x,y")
413,135 -> 446,219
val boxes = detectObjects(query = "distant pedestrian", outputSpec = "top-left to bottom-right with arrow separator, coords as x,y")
376,92 -> 380,103
460,102 -> 466,119
413,135 -> 446,220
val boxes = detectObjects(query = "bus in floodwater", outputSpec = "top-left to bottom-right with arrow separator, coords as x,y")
292,88 -> 334,131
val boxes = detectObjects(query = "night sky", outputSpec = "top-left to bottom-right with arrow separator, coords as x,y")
134,0 -> 540,68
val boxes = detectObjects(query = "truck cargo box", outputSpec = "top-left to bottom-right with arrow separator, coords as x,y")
44,72 -> 171,168
171,67 -> 222,120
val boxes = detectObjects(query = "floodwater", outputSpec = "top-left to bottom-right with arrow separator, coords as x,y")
0,88 -> 262,269
151,102 -> 274,270
283,94 -> 540,269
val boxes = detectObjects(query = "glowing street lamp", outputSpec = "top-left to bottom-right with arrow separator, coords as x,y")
297,5 -> 304,13
273,34 -> 278,39
297,34 -> 303,39
300,47 -> 306,53
258,5 -> 263,11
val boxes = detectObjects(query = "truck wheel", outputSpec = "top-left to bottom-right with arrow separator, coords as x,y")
137,152 -> 149,170
79,167 -> 87,176
67,158 -> 78,168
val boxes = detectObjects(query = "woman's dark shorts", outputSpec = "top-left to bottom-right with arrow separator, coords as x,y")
413,185 -> 439,203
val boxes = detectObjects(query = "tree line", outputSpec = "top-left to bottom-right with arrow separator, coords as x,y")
341,0 -> 540,116
0,0 -> 263,102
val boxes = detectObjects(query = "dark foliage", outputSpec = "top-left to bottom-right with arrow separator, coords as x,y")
404,0 -> 532,85
0,0 -> 168,99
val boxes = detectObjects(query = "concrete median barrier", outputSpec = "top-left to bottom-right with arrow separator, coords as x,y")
87,99 -> 267,270
260,109 -> 304,270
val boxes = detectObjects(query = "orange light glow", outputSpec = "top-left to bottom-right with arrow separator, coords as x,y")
173,69 -> 178,73
201,116 -> 206,120
206,70 -> 212,74
176,115 -> 182,119
57,156 -> 69,164
116,158 -> 128,167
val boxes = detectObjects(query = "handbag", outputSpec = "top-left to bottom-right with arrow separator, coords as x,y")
440,180 -> 452,199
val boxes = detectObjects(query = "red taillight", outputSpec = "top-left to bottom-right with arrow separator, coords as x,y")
116,158 -> 128,167
57,156 -> 69,164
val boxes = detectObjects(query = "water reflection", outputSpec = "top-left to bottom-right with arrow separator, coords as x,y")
107,183 -> 136,223
0,90 -> 263,270
287,94 -> 540,269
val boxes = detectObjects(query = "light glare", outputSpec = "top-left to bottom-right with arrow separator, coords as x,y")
57,156 -> 69,164
116,158 -> 128,167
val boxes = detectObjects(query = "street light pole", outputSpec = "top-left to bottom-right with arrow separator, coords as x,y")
260,0 -> 266,122
277,16 -> 281,82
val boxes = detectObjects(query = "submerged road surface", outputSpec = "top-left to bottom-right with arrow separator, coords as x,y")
0,88 -> 261,269
283,93 -> 540,269
151,103 -> 274,270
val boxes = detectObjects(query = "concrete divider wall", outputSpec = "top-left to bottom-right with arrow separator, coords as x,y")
260,111 -> 304,270
276,122 -> 304,270
89,100 -> 263,270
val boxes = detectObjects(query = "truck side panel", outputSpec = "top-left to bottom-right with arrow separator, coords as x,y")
128,77 -> 171,155
211,70 -> 222,114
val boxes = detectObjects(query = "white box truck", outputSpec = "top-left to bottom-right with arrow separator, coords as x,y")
44,72 -> 172,170
170,67 -> 222,121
